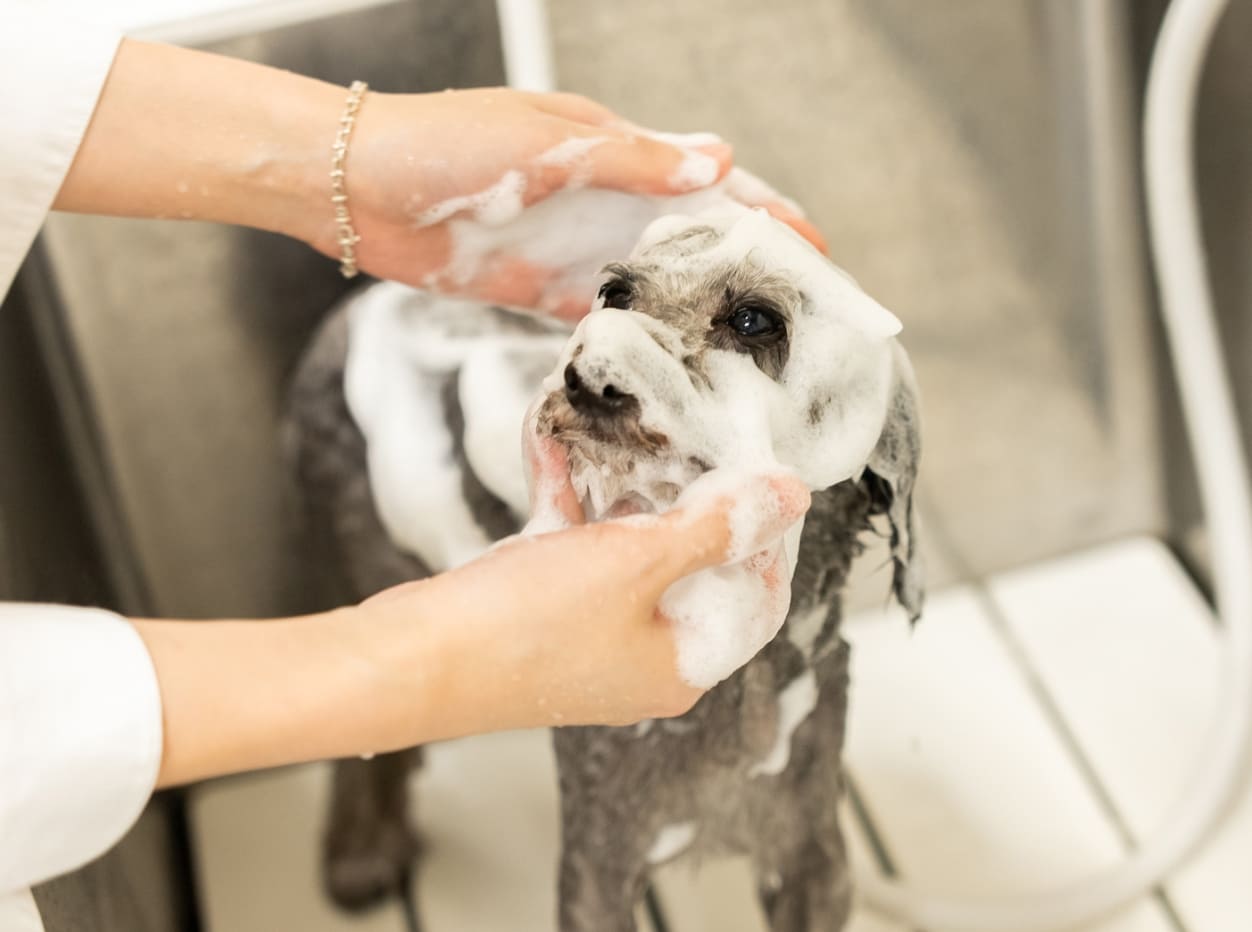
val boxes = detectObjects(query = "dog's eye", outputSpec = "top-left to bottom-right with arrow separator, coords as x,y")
598,280 -> 633,310
727,305 -> 782,338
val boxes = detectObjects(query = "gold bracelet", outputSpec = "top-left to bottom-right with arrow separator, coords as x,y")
331,80 -> 368,279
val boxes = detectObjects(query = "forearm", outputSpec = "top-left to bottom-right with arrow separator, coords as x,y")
133,597 -> 463,788
53,38 -> 336,243
127,470 -> 804,788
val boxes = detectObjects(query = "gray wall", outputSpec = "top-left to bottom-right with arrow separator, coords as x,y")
547,0 -> 1167,582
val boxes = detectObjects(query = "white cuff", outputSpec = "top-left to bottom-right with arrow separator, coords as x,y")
1,7 -> 122,297
0,889 -> 44,932
0,604 -> 163,893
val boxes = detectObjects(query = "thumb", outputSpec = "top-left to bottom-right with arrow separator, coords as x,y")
646,472 -> 811,582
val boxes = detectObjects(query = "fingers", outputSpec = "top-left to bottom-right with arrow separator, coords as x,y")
526,91 -> 626,128
584,131 -> 733,196
528,93 -> 733,195
760,202 -> 829,254
719,168 -> 829,254
544,289 -> 597,323
522,413 -> 584,532
650,472 -> 811,580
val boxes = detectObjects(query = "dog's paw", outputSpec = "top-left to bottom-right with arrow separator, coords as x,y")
322,819 -> 420,911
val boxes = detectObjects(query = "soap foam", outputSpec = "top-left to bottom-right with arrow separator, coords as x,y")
667,148 -> 722,191
640,129 -> 728,190
344,285 -> 568,572
522,208 -> 904,688
421,161 -> 802,315
646,821 -> 698,865
748,669 -> 818,776
417,169 -> 528,228
535,135 -> 609,189
658,541 -> 792,689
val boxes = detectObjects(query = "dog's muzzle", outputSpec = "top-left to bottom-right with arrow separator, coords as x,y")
562,360 -> 636,418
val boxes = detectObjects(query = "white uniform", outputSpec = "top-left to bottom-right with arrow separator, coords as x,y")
2,8 -> 163,930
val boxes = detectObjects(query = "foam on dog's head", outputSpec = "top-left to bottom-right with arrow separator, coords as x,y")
538,206 -> 900,511
422,164 -> 801,317
528,208 -> 908,688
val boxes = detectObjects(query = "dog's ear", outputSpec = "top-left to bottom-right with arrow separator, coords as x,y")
862,343 -> 923,623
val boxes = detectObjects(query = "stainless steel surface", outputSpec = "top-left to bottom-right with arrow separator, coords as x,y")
548,0 -> 1168,587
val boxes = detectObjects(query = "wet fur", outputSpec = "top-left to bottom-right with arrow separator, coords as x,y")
285,281 -> 918,930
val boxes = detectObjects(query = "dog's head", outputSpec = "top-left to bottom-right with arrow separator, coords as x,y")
534,206 -> 921,617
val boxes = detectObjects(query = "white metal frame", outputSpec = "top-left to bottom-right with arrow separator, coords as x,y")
98,0 -> 557,92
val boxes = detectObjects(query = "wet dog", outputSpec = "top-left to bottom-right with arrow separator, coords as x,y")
286,207 -> 921,931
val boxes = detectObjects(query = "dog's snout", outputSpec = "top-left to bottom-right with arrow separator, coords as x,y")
564,362 -> 635,416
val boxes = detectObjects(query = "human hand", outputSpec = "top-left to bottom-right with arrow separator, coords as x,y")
355,435 -> 810,736
303,88 -> 825,319
51,39 -> 821,320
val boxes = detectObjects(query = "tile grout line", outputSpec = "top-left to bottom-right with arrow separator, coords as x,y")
844,775 -> 901,880
917,503 -> 1191,932
401,870 -> 422,932
643,885 -> 671,932
844,774 -> 926,932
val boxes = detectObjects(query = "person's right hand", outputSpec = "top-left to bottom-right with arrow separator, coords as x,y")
356,438 -> 810,738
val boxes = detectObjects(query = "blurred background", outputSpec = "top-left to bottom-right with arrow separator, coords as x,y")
3,1 -> 1249,930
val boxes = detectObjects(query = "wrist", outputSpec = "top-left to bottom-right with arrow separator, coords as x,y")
347,583 -> 479,749
354,573 -> 529,743
230,72 -> 345,247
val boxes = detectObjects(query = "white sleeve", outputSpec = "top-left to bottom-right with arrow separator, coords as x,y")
1,5 -> 122,297
0,604 -> 163,894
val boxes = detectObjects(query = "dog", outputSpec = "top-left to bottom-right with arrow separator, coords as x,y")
285,205 -> 922,931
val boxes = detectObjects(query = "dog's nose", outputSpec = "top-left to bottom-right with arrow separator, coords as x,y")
564,362 -> 634,415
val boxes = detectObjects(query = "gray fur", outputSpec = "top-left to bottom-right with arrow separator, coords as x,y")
864,344 -> 924,622
284,265 -> 921,929
598,259 -> 798,380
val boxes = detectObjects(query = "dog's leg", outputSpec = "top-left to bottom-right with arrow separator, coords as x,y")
322,747 -> 422,910
553,727 -> 650,932
556,843 -> 647,932
751,806 -> 851,926
759,829 -> 852,932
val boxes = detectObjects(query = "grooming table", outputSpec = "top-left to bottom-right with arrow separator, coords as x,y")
188,537 -> 1252,931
